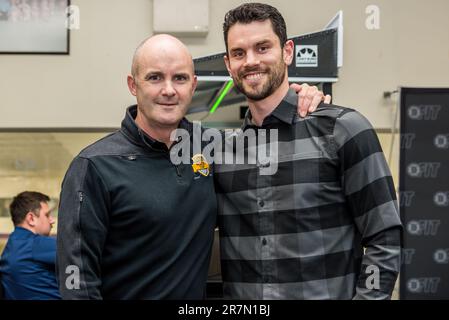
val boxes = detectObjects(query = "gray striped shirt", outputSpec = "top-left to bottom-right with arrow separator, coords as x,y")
214,89 -> 402,300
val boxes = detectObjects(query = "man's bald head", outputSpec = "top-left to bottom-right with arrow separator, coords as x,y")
131,34 -> 194,78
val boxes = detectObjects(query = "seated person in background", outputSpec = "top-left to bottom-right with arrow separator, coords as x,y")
0,191 -> 60,299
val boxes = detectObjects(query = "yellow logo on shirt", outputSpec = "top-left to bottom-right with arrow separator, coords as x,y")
192,154 -> 210,177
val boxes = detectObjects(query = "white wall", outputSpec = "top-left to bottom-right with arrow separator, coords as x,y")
0,0 -> 448,129
0,0 -> 152,128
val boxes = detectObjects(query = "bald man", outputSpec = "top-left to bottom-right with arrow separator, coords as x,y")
57,35 -> 327,299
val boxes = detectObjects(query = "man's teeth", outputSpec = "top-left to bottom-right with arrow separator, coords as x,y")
245,73 -> 263,80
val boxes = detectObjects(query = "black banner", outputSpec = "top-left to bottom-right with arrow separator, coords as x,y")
193,29 -> 338,78
288,28 -> 338,78
399,87 -> 449,299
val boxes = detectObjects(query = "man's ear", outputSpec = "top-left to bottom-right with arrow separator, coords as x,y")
224,55 -> 232,75
283,40 -> 294,66
191,75 -> 198,94
24,211 -> 36,227
127,75 -> 137,96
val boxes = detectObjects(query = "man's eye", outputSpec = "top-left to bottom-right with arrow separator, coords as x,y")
147,75 -> 161,81
175,75 -> 188,81
232,51 -> 244,58
258,46 -> 268,52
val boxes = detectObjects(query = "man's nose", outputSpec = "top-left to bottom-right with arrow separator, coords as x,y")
162,81 -> 176,96
244,50 -> 260,68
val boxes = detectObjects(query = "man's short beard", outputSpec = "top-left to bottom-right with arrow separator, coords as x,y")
234,59 -> 286,101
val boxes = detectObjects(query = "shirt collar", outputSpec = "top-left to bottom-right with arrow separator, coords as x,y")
14,226 -> 34,236
242,88 -> 298,129
121,105 -> 193,151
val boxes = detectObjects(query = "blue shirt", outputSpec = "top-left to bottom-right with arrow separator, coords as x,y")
0,227 -> 61,300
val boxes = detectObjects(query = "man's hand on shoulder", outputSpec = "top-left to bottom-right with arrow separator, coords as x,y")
291,83 -> 332,118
